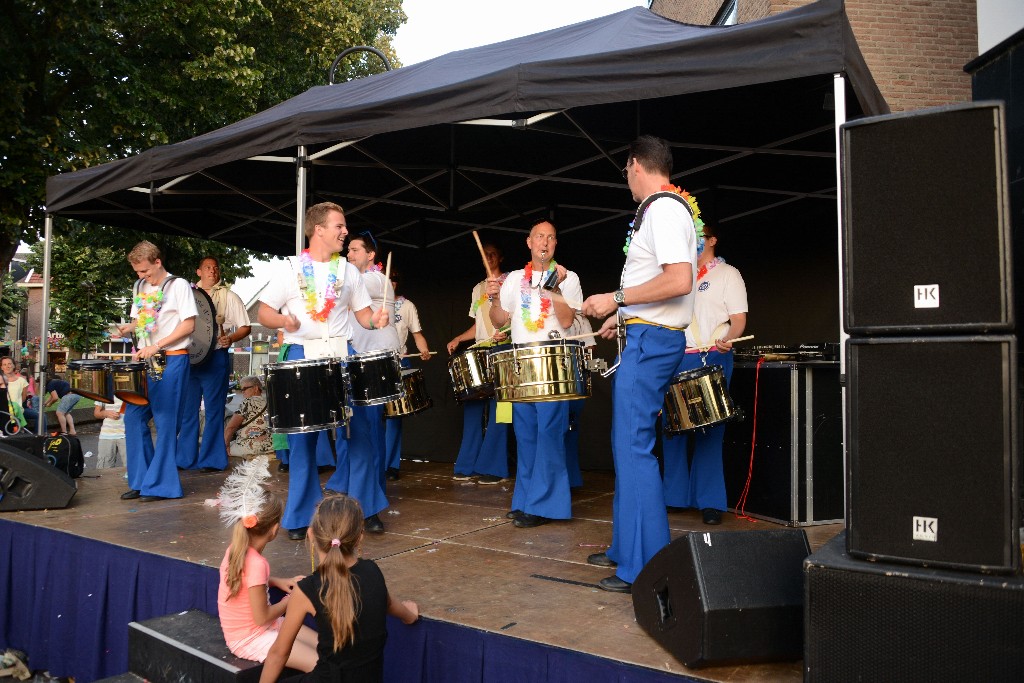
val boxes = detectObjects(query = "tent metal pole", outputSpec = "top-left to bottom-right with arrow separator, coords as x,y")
833,72 -> 848,522
37,213 -> 54,435
296,145 -> 307,256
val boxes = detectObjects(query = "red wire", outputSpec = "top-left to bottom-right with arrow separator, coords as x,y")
734,356 -> 764,522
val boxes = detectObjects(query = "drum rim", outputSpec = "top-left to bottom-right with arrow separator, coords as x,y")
68,359 -> 112,367
346,349 -> 399,362
490,339 -> 585,356
672,364 -> 724,381
266,358 -> 337,369
110,361 -> 147,369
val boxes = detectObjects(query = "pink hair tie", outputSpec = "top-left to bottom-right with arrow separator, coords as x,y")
330,538 -> 341,547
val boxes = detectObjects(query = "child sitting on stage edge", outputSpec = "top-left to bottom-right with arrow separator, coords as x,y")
216,457 -> 317,671
259,492 -> 420,683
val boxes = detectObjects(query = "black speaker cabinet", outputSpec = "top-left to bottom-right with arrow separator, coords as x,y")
632,529 -> 809,667
0,442 -> 77,511
806,531 -> 1024,682
847,335 -> 1019,573
842,101 -> 1013,334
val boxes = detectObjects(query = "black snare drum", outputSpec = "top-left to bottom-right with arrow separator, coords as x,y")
264,358 -> 347,433
345,350 -> 404,406
111,361 -> 148,405
67,359 -> 113,402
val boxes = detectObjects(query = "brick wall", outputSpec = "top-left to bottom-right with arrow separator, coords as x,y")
651,0 -> 978,113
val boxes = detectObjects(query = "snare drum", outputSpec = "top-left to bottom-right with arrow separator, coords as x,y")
67,359 -> 113,402
345,350 -> 403,406
111,361 -> 148,405
489,340 -> 591,402
662,364 -> 740,433
385,368 -> 432,418
264,358 -> 347,433
448,347 -> 494,401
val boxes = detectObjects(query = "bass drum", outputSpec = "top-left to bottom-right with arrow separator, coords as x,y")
264,358 -> 347,433
489,340 -> 591,402
385,368 -> 432,418
662,364 -> 741,433
188,286 -> 217,366
67,359 -> 113,403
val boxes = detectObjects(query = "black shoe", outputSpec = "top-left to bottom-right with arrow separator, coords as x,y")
505,509 -> 523,520
317,465 -> 334,474
666,505 -> 692,513
702,508 -> 722,525
598,575 -> 632,594
587,552 -> 617,568
138,495 -> 168,502
477,474 -> 503,485
364,514 -> 385,534
120,489 -> 141,500
385,467 -> 400,481
287,527 -> 307,541
278,462 -> 289,473
199,466 -> 223,473
513,513 -> 550,528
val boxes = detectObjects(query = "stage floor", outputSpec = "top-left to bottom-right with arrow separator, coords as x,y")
8,459 -> 840,682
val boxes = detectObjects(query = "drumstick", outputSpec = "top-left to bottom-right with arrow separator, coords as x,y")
381,252 -> 393,310
401,351 -> 438,359
552,332 -> 597,342
472,231 -> 494,279
694,334 -> 755,352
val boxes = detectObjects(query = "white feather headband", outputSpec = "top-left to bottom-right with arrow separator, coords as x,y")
217,455 -> 272,529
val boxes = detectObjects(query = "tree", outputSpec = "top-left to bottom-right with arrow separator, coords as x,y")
0,271 -> 28,337
27,223 -> 257,353
1,0 -> 405,288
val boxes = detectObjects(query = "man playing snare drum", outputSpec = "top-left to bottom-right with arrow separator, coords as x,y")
487,219 -> 583,529
257,202 -> 388,541
117,240 -> 197,502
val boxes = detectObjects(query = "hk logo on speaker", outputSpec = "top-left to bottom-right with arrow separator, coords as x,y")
913,284 -> 940,308
912,516 -> 938,542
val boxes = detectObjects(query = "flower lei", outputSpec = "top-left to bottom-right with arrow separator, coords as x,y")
623,185 -> 705,255
520,260 -> 556,332
299,250 -> 340,322
134,289 -> 164,337
471,273 -> 509,314
697,256 -> 725,281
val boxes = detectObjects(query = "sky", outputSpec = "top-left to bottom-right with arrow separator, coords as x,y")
232,0 -> 648,301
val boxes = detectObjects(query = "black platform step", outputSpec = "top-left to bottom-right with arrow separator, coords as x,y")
128,609 -> 267,683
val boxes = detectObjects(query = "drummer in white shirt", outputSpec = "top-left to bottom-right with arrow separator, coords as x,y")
486,220 -> 583,528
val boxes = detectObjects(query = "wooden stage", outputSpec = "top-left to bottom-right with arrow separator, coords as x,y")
6,458 -> 841,682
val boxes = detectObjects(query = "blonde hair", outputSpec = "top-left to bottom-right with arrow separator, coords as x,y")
309,492 -> 364,651
224,492 -> 283,598
128,240 -> 162,264
304,202 -> 345,239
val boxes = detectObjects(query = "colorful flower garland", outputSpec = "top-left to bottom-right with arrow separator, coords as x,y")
471,273 -> 508,314
623,185 -> 705,255
134,289 -> 164,337
697,256 -> 725,281
520,260 -> 556,332
299,250 -> 340,322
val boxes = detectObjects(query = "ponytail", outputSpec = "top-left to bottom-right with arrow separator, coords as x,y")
310,493 -> 365,651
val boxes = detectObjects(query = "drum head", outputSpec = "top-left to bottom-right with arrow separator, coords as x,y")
673,364 -> 722,382
188,287 -> 217,366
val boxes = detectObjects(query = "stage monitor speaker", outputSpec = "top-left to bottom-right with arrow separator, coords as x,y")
0,442 -> 77,511
847,335 -> 1019,573
842,101 -> 1013,334
632,529 -> 809,667
805,532 -> 1024,682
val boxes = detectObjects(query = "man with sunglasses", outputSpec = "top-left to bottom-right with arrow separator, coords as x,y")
257,203 -> 388,541
486,219 -> 583,528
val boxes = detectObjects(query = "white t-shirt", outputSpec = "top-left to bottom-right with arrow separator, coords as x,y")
619,196 -> 697,328
497,266 -> 583,344
350,270 -> 399,354
131,274 -> 198,350
94,398 -> 126,439
468,278 -> 505,342
393,297 -> 423,356
203,286 -> 251,349
258,256 -> 371,345
685,260 -> 748,349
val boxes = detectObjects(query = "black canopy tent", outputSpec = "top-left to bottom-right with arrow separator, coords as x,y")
40,0 -> 886,458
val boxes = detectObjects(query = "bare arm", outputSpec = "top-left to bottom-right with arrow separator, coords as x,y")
258,302 -> 299,333
137,316 -> 196,360
411,331 -> 432,361
715,312 -> 747,352
259,587 -> 313,683
447,324 -> 476,354
247,583 -> 289,627
387,593 -> 420,625
353,305 -> 389,331
582,262 -> 693,319
223,412 -> 243,446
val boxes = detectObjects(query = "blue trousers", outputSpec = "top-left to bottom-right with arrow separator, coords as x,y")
176,348 -> 229,470
607,324 -> 686,584
384,357 -> 411,472
452,398 -> 509,478
565,398 -> 585,488
662,351 -> 733,511
125,353 -> 189,499
511,401 -> 572,519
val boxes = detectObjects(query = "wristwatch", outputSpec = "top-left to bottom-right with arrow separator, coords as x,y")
613,289 -> 626,306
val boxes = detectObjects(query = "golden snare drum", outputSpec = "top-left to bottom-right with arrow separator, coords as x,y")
385,368 -> 433,418
111,361 -> 149,406
448,347 -> 495,401
489,340 -> 591,402
67,359 -> 114,403
662,364 -> 740,433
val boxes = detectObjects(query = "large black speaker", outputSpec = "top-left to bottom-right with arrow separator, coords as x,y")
842,101 -> 1013,334
805,532 -> 1024,682
632,529 -> 809,667
0,442 -> 77,511
846,335 -> 1019,573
